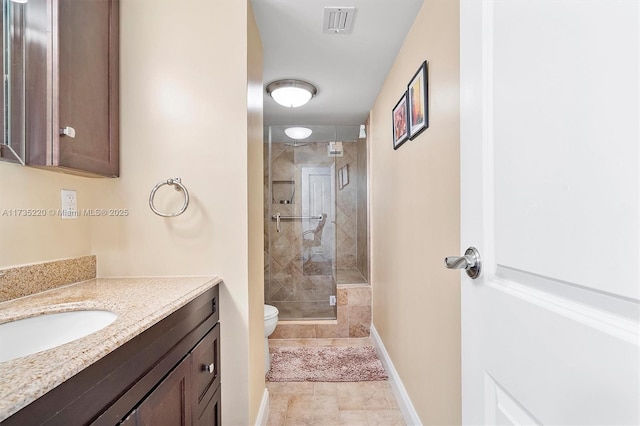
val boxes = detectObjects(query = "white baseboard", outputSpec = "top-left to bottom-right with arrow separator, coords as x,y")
370,325 -> 422,426
255,388 -> 269,426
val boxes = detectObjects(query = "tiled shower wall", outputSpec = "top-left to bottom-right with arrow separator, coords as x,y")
264,140 -> 369,320
335,143 -> 358,270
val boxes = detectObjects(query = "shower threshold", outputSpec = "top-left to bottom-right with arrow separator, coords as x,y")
270,301 -> 337,321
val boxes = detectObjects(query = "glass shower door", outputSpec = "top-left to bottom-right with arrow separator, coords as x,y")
265,126 -> 338,320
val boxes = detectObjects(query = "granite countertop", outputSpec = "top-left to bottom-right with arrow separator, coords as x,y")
0,276 -> 221,421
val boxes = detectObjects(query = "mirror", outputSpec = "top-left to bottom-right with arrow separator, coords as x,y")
0,0 -> 26,164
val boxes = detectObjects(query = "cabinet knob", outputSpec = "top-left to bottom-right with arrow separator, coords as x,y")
203,363 -> 215,374
60,126 -> 76,138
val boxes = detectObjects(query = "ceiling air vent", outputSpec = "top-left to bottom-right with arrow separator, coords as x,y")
323,7 -> 356,34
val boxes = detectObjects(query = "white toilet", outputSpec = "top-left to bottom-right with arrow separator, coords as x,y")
263,304 -> 279,374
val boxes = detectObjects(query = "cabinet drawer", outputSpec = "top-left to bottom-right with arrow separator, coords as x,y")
191,323 -> 220,409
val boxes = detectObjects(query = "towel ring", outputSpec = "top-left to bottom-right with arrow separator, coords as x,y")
149,177 -> 190,217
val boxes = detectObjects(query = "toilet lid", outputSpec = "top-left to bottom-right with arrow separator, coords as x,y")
264,304 -> 279,320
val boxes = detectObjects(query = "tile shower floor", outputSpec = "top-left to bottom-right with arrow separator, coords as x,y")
266,338 -> 406,426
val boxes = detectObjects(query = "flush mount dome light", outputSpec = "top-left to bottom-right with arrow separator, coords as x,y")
266,79 -> 317,108
284,127 -> 313,140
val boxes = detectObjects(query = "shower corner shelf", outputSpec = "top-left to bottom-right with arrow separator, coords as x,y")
272,180 -> 295,204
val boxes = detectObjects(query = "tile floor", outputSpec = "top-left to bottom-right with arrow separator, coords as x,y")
266,338 -> 406,426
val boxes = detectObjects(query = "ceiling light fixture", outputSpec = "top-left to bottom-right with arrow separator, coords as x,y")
266,79 -> 317,108
284,127 -> 313,140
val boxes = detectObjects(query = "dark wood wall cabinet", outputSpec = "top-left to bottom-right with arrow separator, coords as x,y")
1,286 -> 220,426
25,0 -> 119,177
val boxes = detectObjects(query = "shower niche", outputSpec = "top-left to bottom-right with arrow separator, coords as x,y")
264,125 -> 369,321
271,180 -> 295,204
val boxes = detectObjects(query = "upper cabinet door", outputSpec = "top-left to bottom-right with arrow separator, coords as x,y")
57,0 -> 119,177
25,0 -> 119,177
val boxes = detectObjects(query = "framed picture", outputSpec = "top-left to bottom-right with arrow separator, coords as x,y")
392,91 -> 409,149
341,164 -> 349,188
337,165 -> 350,190
408,60 -> 428,139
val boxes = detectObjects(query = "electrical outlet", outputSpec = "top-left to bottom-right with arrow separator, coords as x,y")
329,295 -> 336,306
61,189 -> 77,220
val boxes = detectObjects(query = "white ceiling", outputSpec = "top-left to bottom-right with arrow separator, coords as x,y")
251,0 -> 424,128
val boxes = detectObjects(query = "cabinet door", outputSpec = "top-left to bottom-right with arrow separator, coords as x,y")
195,385 -> 221,426
57,0 -> 119,176
128,354 -> 193,426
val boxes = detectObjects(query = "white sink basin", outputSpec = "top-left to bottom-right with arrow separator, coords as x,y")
0,310 -> 118,362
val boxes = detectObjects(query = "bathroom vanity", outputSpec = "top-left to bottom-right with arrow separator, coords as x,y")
0,276 -> 221,425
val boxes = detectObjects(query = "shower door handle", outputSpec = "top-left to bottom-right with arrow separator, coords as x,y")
271,214 -> 322,233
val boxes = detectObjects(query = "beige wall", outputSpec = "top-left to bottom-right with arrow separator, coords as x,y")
0,163 -> 93,268
369,0 -> 461,424
88,0 -> 264,423
246,2 -> 266,423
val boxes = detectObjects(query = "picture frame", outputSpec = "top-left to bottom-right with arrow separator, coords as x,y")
337,165 -> 349,190
341,164 -> 349,188
408,60 -> 429,139
392,91 -> 409,150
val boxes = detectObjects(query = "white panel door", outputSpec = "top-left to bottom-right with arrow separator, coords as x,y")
301,166 -> 333,219
460,1 -> 639,424
301,166 -> 335,258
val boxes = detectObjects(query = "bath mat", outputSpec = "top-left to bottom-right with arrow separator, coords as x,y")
266,346 -> 388,382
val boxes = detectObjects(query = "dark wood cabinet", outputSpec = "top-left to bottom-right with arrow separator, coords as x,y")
25,0 -> 119,177
195,386 -> 221,426
192,323 -> 221,419
119,324 -> 221,426
1,286 -> 220,426
123,354 -> 193,426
